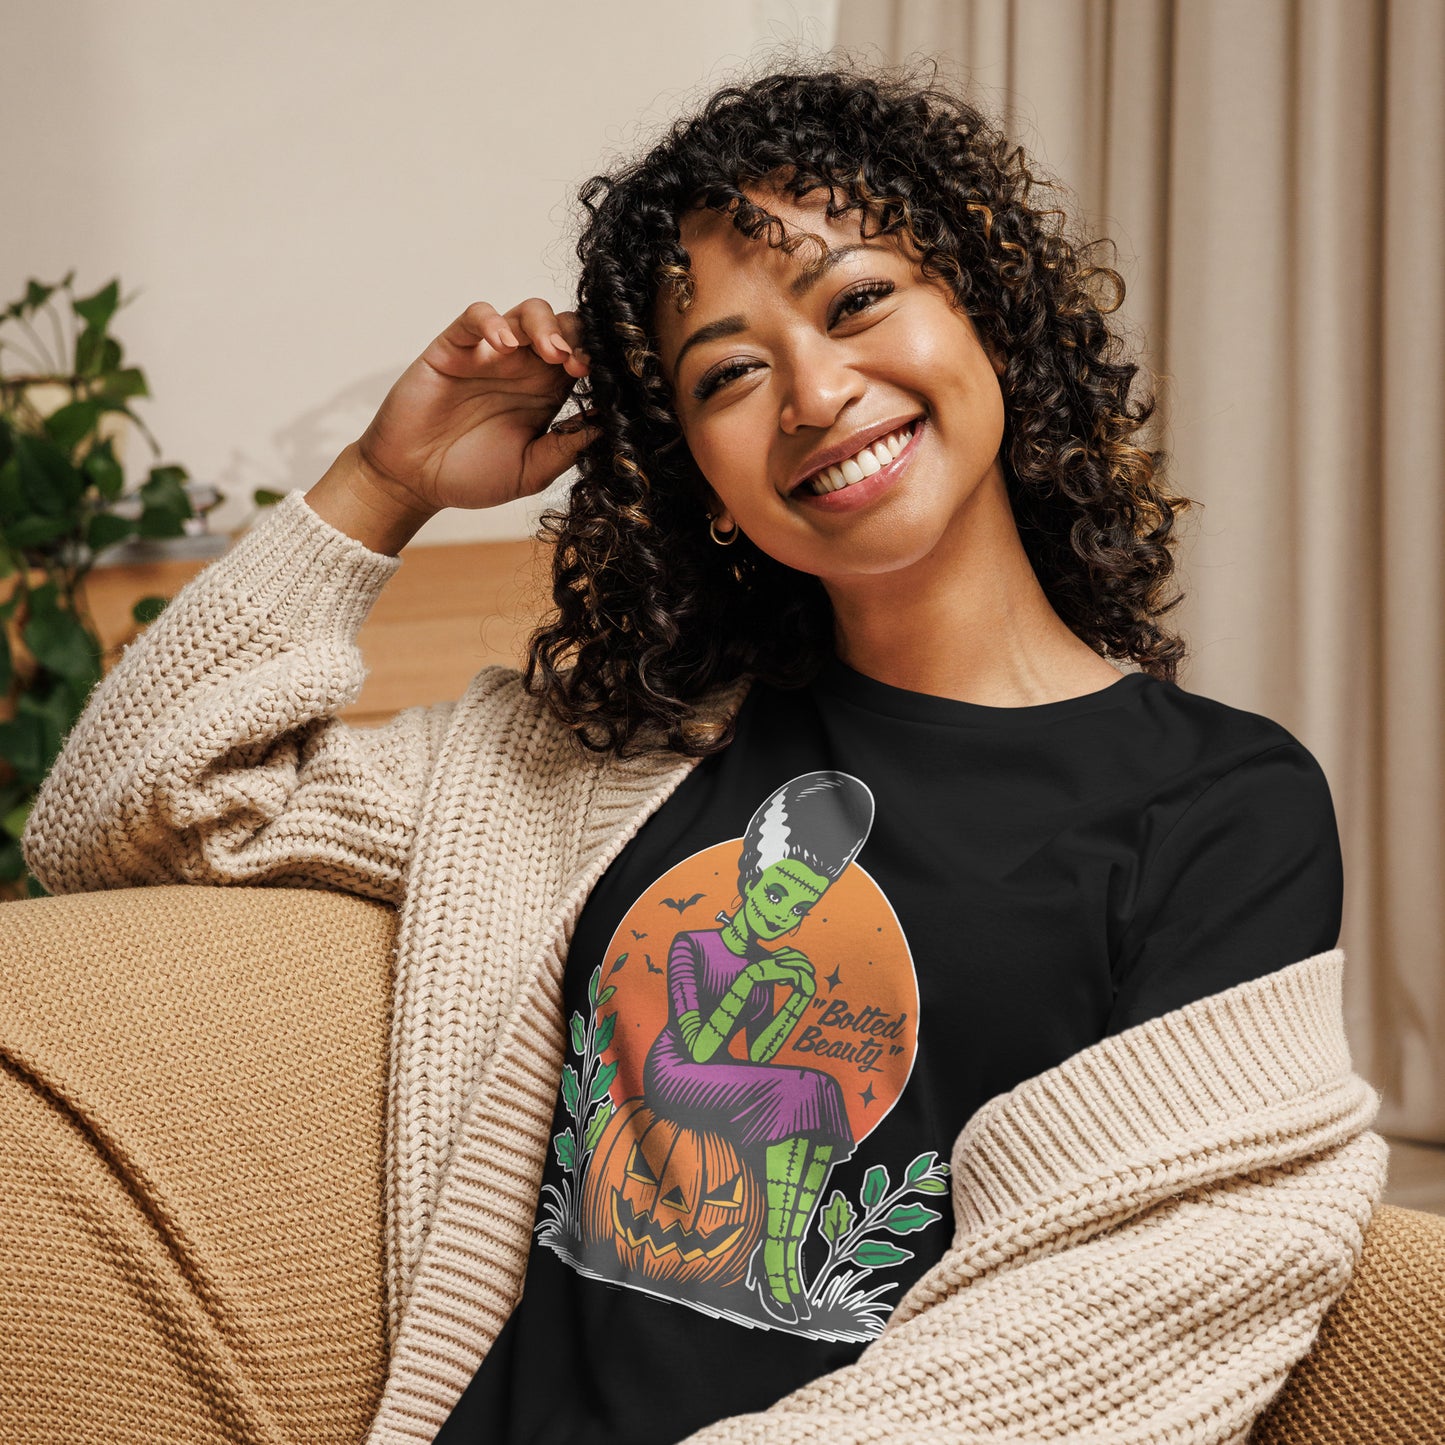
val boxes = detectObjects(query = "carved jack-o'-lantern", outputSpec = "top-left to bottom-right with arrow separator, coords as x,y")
581,1095 -> 763,1286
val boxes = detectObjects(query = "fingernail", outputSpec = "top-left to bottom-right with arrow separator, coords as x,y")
499,327 -> 519,347
550,333 -> 572,353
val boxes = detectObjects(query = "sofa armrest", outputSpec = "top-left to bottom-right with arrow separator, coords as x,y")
0,884 -> 395,1445
1250,1202 -> 1445,1443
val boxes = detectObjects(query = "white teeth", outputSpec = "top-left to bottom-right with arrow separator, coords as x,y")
803,422 -> 915,495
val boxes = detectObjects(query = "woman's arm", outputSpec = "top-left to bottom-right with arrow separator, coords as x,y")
20,459 -> 452,906
672,949 -> 1387,1445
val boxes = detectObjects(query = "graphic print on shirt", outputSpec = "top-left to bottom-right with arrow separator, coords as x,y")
534,770 -> 949,1342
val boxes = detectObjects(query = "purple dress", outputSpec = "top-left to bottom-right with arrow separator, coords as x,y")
642,928 -> 856,1157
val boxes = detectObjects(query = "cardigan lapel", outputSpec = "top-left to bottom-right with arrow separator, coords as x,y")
371,671 -> 756,1441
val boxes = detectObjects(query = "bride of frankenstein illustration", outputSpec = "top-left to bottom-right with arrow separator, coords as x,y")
639,772 -> 874,1324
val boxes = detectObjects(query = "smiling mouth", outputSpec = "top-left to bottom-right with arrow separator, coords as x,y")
791,419 -> 922,497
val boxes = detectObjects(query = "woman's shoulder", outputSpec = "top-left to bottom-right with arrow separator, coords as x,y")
1128,670 -> 1323,781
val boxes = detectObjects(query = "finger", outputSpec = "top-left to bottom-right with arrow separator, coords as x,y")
553,310 -> 592,367
425,303 -> 525,378
506,298 -> 579,369
523,420 -> 601,494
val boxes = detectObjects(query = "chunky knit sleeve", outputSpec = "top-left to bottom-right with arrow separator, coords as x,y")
20,488 -> 453,907
674,949 -> 1388,1445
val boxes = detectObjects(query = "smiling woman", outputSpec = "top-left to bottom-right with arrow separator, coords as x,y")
10,46 -> 1377,1445
515,58 -> 1195,759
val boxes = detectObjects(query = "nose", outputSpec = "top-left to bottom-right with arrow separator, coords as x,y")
777,334 -> 865,434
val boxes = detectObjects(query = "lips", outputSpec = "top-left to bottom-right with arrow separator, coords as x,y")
785,414 -> 925,496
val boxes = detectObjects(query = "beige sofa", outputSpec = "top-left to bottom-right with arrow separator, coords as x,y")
2,883 -> 1442,1444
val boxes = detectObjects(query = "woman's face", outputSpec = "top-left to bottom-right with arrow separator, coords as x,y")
651,185 -> 1008,583
742,859 -> 829,940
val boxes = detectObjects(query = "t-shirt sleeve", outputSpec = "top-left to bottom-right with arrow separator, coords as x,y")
1104,738 -> 1344,1036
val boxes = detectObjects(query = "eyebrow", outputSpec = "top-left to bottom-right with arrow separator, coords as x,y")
669,241 -> 891,384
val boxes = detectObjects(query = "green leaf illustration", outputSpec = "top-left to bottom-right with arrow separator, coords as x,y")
597,985 -> 616,1004
852,1239 -> 910,1268
821,1189 -> 855,1243
560,1065 -> 579,1116
594,1010 -> 617,1052
554,1131 -> 576,1170
879,1202 -> 942,1235
860,1164 -> 890,1208
588,963 -> 602,1006
569,1012 -> 587,1056
589,1059 -> 618,1104
584,1099 -> 614,1152
913,1177 -> 948,1193
904,1150 -> 940,1185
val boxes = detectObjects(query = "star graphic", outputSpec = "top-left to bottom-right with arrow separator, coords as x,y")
860,1082 -> 877,1107
825,964 -> 843,991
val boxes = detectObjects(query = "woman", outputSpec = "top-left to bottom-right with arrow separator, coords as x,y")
17,59 -> 1384,1445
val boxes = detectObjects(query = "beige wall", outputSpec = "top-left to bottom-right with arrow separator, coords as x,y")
0,0 -> 838,544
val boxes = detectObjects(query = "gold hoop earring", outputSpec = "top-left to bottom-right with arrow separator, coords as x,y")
709,514 -> 739,546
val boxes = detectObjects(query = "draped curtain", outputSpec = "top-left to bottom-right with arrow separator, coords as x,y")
833,0 -> 1445,1140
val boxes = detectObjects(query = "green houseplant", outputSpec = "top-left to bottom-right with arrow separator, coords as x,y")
0,272 -> 207,899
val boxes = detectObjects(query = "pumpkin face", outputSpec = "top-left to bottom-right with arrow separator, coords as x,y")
581,1096 -> 763,1286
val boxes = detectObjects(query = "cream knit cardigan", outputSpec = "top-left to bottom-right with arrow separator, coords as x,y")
23,489 -> 1389,1445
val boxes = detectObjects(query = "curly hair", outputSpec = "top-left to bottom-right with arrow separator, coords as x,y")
522,54 -> 1195,761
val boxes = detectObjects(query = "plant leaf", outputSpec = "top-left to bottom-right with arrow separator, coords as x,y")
72,279 -> 119,332
22,602 -> 100,683
13,434 -> 84,515
860,1164 -> 889,1208
904,1151 -> 939,1186
593,1010 -> 616,1052
821,1189 -> 855,1243
2,795 -> 32,842
98,366 -> 148,401
82,440 -> 125,500
137,464 -> 192,536
5,514 -> 72,548
554,1131 -> 576,1170
86,511 -> 135,553
851,1239 -> 911,1268
569,1012 -> 586,1056
560,1065 -> 579,1116
22,280 -> 56,314
584,1099 -> 613,1153
877,1202 -> 942,1235
131,595 -> 168,625
588,1059 -> 618,1104
44,400 -> 100,453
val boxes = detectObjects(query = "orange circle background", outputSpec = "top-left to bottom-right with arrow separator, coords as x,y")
595,839 -> 919,1147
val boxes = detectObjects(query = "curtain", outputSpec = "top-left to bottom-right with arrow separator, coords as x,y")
834,0 -> 1445,1140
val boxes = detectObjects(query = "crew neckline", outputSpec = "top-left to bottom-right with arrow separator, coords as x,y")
811,652 -> 1152,726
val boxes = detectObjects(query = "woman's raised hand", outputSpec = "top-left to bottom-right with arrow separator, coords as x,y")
353,299 -> 598,514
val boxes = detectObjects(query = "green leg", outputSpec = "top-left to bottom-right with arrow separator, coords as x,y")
758,1137 -> 810,1308
784,1142 -> 833,1297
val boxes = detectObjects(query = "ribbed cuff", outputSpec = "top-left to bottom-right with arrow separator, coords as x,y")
213,487 -> 404,640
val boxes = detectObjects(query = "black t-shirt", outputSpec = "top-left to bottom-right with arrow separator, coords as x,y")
434,656 -> 1343,1445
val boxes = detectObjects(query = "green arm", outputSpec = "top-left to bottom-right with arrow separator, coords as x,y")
749,988 -> 810,1063
678,968 -> 760,1062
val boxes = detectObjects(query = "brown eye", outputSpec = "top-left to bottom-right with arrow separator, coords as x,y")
829,280 -> 895,325
693,358 -> 756,401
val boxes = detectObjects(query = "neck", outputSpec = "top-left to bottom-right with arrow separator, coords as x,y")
823,465 -> 1119,706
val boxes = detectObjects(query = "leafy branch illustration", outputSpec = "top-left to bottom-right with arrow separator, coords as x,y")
807,1149 -> 950,1304
548,957 -> 622,1233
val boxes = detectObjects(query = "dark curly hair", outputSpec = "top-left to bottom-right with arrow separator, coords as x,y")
522,53 -> 1195,761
